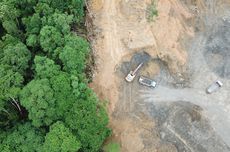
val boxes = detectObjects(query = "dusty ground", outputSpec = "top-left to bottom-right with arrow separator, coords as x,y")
88,0 -> 230,151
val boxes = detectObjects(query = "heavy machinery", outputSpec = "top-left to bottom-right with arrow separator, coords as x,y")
125,63 -> 143,82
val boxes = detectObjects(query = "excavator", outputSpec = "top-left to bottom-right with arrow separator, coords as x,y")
125,63 -> 143,82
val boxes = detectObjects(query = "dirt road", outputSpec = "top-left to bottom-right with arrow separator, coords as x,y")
88,0 -> 230,151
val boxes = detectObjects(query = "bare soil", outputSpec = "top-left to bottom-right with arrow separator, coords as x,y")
87,0 -> 230,151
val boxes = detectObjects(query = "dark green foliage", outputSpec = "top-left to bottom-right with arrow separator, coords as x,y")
1,42 -> 31,74
50,73 -> 75,116
39,26 -> 63,57
0,123 -> 44,152
0,0 -> 22,38
65,88 -> 111,152
20,79 -> 56,127
0,0 -> 110,151
0,34 -> 29,108
0,65 -> 23,104
34,56 -> 61,79
39,0 -> 84,22
59,34 -> 89,74
2,20 -> 18,36
35,2 -> 55,17
22,13 -> 41,47
43,121 -> 81,152
41,12 -> 73,34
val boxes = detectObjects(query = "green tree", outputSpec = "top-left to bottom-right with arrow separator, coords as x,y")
0,65 -> 23,105
0,0 -> 20,36
20,79 -> 56,127
0,122 -> 44,152
34,56 -> 75,116
21,56 -> 77,127
43,121 -> 81,152
1,42 -> 31,74
39,0 -> 85,23
0,34 -> 18,47
41,12 -> 73,34
69,0 -> 85,22
0,0 -> 111,151
22,13 -> 42,47
59,34 -> 89,74
65,87 -> 110,152
34,56 -> 60,79
34,2 -> 54,17
50,73 -> 75,116
39,26 -> 63,58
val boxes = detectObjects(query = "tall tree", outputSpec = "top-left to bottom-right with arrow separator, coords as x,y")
1,42 -> 31,74
39,26 -> 63,58
65,87 -> 111,152
34,56 -> 60,79
43,121 -> 81,152
41,12 -> 73,34
0,122 -> 44,152
0,65 -> 23,105
59,34 -> 89,74
0,0 -> 20,36
20,79 -> 56,127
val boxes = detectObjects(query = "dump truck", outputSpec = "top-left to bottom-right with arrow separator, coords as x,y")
125,63 -> 143,82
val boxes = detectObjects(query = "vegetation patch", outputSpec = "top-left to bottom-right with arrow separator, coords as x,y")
0,0 -> 110,152
103,142 -> 121,152
147,0 -> 158,22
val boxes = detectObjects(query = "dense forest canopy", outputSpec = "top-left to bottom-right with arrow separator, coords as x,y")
0,0 -> 111,151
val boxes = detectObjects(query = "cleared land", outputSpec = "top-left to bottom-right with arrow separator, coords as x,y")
88,0 -> 230,151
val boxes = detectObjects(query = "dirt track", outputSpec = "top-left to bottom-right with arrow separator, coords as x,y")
88,0 -> 230,151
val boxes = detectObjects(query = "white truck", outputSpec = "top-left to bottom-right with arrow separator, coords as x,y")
139,76 -> 157,88
206,80 -> 223,94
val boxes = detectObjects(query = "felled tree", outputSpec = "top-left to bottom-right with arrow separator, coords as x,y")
43,121 -> 81,152
0,122 -> 44,152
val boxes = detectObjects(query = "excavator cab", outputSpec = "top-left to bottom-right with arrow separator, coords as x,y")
125,63 -> 143,82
